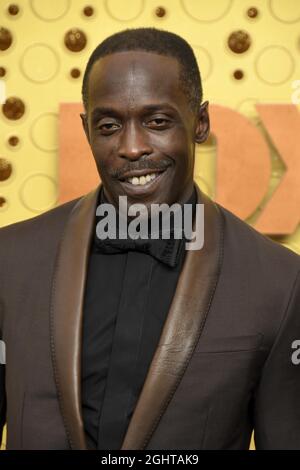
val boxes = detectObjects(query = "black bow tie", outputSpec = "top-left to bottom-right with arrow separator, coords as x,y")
93,187 -> 197,268
94,233 -> 184,268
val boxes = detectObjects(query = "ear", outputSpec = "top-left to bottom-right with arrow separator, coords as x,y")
80,112 -> 90,144
194,101 -> 210,144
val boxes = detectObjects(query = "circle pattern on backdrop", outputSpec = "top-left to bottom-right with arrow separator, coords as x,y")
30,113 -> 58,152
20,44 -> 60,83
30,0 -> 70,21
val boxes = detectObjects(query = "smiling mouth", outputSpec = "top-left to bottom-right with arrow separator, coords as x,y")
118,168 -> 169,193
120,170 -> 164,185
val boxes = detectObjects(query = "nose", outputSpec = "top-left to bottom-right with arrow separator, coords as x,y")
117,120 -> 152,161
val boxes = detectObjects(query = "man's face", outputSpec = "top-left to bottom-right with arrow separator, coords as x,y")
81,51 -> 209,210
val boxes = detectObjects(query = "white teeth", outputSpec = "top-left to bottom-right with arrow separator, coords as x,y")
126,173 -> 159,185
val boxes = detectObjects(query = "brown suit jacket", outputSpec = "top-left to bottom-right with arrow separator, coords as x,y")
0,181 -> 300,450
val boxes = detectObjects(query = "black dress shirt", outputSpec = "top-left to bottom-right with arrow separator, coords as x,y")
81,185 -> 197,449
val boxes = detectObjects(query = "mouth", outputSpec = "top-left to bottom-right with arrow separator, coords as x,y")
118,168 -> 170,195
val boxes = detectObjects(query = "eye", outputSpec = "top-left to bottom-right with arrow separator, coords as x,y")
97,122 -> 121,134
147,117 -> 171,128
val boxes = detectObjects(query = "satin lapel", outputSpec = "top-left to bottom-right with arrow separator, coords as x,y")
50,184 -> 101,450
121,182 -> 225,450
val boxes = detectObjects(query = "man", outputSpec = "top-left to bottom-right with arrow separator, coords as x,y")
0,27 -> 300,450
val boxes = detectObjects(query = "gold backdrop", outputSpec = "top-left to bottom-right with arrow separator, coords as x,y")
1,0 -> 300,450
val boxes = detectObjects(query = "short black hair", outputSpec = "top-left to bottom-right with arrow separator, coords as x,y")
81,27 -> 202,115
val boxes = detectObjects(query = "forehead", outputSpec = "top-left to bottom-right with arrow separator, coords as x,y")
87,51 -> 189,113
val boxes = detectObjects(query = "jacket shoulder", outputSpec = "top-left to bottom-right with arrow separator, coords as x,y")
217,203 -> 300,276
0,196 -> 81,254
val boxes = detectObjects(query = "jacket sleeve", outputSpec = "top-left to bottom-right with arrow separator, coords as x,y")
254,270 -> 300,449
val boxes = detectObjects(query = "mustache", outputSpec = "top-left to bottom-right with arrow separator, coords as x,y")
111,158 -> 172,179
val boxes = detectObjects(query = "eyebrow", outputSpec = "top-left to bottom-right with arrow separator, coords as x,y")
91,107 -> 121,123
91,103 -> 179,123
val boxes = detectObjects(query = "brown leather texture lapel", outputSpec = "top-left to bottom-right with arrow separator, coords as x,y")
50,181 -> 224,450
121,183 -> 224,449
50,186 -> 100,449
